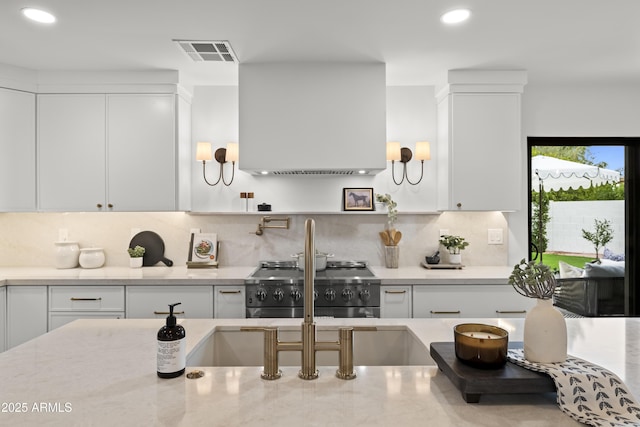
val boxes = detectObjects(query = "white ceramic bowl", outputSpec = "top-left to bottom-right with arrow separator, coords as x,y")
79,248 -> 105,269
54,241 -> 80,269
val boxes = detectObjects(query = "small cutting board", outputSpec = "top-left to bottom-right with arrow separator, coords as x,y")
430,342 -> 555,403
421,262 -> 464,270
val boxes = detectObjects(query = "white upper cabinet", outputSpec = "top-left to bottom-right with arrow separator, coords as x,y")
38,94 -> 106,211
107,94 -> 176,211
0,88 -> 36,211
437,70 -> 526,211
38,93 -> 177,211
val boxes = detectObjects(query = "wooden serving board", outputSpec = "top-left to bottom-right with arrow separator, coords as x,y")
430,342 -> 556,403
421,262 -> 464,270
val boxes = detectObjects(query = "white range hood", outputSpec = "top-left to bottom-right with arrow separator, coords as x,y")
238,62 -> 386,175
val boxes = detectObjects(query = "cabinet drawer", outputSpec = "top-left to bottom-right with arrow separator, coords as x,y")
126,286 -> 213,319
49,286 -> 125,311
49,312 -> 124,331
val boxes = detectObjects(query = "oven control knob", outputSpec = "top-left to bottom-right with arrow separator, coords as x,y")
324,288 -> 336,302
290,288 -> 302,302
273,288 -> 284,302
360,288 -> 371,302
342,288 -> 354,302
256,288 -> 267,302
314,290 -> 318,300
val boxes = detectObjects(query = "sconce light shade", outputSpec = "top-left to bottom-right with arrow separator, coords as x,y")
225,142 -> 239,162
415,141 -> 431,161
196,142 -> 213,161
386,142 -> 402,161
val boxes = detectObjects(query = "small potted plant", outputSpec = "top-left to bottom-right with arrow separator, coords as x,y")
438,235 -> 468,265
509,258 -> 566,363
127,245 -> 145,268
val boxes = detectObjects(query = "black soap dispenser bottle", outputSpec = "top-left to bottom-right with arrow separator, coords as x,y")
157,302 -> 186,378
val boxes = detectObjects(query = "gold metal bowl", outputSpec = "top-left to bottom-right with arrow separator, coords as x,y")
454,323 -> 509,369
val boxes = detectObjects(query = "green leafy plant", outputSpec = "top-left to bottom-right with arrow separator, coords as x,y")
375,193 -> 398,225
581,219 -> 613,261
509,258 -> 556,299
127,245 -> 145,258
438,235 -> 469,254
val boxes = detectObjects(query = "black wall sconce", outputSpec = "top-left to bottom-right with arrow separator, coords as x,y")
196,142 -> 238,186
386,141 -> 431,185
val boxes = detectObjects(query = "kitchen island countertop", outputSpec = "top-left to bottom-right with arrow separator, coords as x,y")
0,265 -> 512,286
1,316 -> 637,426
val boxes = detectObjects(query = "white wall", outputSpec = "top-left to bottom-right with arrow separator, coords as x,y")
512,83 -> 640,264
0,211 -> 508,268
546,200 -> 624,255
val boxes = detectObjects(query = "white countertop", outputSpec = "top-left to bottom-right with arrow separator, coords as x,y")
1,316 -> 637,426
0,265 -> 512,286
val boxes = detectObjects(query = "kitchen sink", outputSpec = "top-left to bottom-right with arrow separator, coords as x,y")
187,326 -> 433,367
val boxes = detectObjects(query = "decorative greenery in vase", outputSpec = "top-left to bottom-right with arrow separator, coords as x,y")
438,235 -> 469,254
375,193 -> 398,226
508,258 -> 556,299
375,194 -> 402,247
127,245 -> 146,258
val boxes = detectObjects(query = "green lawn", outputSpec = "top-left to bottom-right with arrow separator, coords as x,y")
530,253 -> 593,272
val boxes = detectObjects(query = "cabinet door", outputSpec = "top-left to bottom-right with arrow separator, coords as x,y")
7,286 -> 47,349
38,94 -> 106,211
380,286 -> 412,318
438,93 -> 521,211
0,88 -> 36,211
107,94 -> 176,211
0,287 -> 6,352
126,286 -> 213,319
214,286 -> 245,318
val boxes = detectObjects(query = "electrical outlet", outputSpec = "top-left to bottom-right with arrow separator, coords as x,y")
58,228 -> 69,241
488,229 -> 504,245
439,229 -> 450,237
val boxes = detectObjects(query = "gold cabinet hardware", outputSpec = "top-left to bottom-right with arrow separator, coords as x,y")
70,297 -> 102,301
384,290 -> 407,294
219,290 -> 242,294
495,310 -> 527,314
153,311 -> 185,315
430,310 -> 461,314
96,203 -> 102,209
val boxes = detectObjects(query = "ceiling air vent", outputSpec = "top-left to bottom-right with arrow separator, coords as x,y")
173,40 -> 238,63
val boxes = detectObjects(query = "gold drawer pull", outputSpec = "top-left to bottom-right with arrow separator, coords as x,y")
496,310 -> 527,314
70,297 -> 102,301
154,310 -> 185,315
384,290 -> 407,294
430,310 -> 461,314
219,290 -> 242,294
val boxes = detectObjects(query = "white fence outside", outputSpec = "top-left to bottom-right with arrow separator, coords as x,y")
544,200 -> 625,256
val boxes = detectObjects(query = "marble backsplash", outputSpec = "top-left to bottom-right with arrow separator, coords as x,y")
0,211 -> 509,268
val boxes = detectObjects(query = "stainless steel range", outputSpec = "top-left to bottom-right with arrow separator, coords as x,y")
245,260 -> 380,318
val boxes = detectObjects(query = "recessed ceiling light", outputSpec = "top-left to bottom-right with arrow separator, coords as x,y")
440,9 -> 471,25
21,7 -> 56,24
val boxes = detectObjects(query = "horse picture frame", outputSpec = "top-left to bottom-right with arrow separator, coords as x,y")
342,188 -> 374,211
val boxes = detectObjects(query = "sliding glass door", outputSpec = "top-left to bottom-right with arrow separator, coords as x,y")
528,137 -> 638,316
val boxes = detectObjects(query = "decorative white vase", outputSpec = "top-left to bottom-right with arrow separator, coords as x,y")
449,253 -> 462,265
129,257 -> 143,268
524,298 -> 567,363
